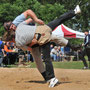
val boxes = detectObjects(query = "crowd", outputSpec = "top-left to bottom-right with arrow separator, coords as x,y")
0,38 -> 79,67
0,36 -> 90,69
0,37 -> 76,67
0,38 -> 68,67
0,38 -> 34,67
50,44 -> 64,61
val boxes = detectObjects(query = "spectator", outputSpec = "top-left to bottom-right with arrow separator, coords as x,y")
4,42 -> 13,52
18,49 -> 26,67
27,50 -> 34,62
57,46 -> 63,61
13,45 -> 19,53
81,31 -> 90,69
50,44 -> 54,51
61,46 -> 64,55
3,42 -> 15,65
0,37 -> 4,66
50,46 -> 60,61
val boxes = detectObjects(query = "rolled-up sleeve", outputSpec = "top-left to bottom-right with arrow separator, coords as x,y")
12,14 -> 26,26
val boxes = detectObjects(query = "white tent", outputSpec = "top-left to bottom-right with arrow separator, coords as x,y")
52,24 -> 85,39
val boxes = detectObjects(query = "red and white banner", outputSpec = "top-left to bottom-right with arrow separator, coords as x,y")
52,24 -> 85,39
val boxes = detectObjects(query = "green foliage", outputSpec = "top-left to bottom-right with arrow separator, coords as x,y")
0,2 -> 24,36
0,0 -> 66,36
0,0 -> 89,44
39,3 -> 66,23
38,0 -> 90,32
69,38 -> 83,44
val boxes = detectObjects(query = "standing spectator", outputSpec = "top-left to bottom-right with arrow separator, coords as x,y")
81,31 -> 90,69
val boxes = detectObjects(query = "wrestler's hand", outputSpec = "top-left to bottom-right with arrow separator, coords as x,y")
29,39 -> 38,47
35,19 -> 44,25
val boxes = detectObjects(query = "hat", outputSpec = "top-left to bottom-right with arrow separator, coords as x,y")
4,21 -> 12,31
54,46 -> 58,49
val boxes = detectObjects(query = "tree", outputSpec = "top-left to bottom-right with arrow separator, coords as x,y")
0,0 -> 66,36
37,0 -> 90,32
0,0 -> 89,43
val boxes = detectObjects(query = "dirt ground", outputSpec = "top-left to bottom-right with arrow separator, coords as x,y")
0,68 -> 90,90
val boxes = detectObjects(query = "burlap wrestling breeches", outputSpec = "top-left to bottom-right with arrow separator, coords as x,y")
35,25 -> 52,45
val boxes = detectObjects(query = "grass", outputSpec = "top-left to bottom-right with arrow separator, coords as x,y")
29,61 -> 89,69
6,61 -> 90,69
53,61 -> 84,69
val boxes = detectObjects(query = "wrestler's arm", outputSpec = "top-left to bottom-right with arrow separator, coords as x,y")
25,18 -> 34,24
23,9 -> 44,25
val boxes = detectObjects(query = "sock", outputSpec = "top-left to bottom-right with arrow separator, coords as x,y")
41,71 -> 47,81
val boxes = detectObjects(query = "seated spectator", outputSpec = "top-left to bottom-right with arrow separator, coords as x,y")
18,49 -> 26,67
4,42 -> 14,52
3,42 -> 15,65
61,46 -> 64,55
57,46 -> 63,61
0,37 -> 4,66
27,50 -> 34,62
50,46 -> 60,61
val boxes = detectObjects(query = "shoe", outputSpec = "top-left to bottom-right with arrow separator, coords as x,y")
74,5 -> 81,14
83,66 -> 88,69
47,77 -> 59,87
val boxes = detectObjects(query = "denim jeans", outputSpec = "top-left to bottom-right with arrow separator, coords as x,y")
51,54 -> 57,61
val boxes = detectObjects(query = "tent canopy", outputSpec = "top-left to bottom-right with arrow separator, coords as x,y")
52,24 -> 85,39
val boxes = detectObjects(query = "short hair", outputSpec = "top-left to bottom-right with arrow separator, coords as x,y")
4,21 -> 12,31
84,30 -> 89,32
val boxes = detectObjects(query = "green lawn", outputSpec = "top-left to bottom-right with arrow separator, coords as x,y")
29,61 -> 88,69
7,61 -> 90,69
53,61 -> 84,69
